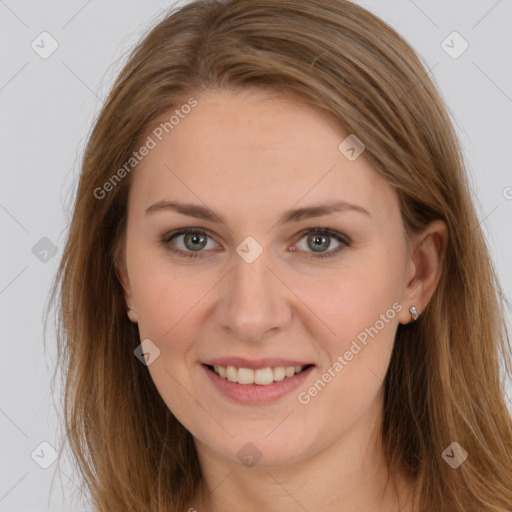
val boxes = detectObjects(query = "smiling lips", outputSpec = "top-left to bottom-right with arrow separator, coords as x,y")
202,358 -> 315,403
210,364 -> 307,385
202,357 -> 314,386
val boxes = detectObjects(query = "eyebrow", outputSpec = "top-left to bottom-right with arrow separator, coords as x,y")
145,200 -> 371,225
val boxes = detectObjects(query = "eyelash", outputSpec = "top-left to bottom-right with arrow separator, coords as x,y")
161,227 -> 350,260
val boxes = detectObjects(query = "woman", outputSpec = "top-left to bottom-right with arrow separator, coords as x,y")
48,0 -> 512,510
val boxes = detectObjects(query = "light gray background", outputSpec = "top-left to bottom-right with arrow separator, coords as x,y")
1,1 -> 511,510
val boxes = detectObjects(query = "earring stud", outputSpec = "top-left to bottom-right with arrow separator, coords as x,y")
410,306 -> 419,321
127,307 -> 137,323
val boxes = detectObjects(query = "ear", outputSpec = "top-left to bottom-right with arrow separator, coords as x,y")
398,219 -> 448,324
115,253 -> 138,323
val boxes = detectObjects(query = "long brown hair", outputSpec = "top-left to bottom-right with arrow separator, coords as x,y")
46,0 -> 512,510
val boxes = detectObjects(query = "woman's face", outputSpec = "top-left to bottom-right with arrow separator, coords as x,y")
118,88 -> 416,467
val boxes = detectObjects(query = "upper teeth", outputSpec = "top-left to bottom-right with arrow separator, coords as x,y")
213,365 -> 304,385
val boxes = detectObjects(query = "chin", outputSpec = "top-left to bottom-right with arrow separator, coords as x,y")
197,429 -> 316,469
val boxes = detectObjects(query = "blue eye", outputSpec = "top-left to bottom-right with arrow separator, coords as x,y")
293,228 -> 350,259
162,227 -> 350,260
162,228 -> 216,259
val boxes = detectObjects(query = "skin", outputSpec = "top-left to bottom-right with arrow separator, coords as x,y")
117,88 -> 448,512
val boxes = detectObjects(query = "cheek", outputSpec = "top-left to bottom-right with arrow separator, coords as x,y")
295,246 -> 403,403
131,255 -> 206,427
300,250 -> 403,350
128,245 -> 208,339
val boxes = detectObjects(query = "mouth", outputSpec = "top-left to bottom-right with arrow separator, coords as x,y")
204,363 -> 314,385
201,362 -> 315,404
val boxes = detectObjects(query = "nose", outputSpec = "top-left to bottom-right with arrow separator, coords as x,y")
216,250 -> 292,343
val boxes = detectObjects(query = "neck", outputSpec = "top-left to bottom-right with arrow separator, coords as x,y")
187,393 -> 414,512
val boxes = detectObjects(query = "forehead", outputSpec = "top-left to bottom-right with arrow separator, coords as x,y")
128,89 -> 396,223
